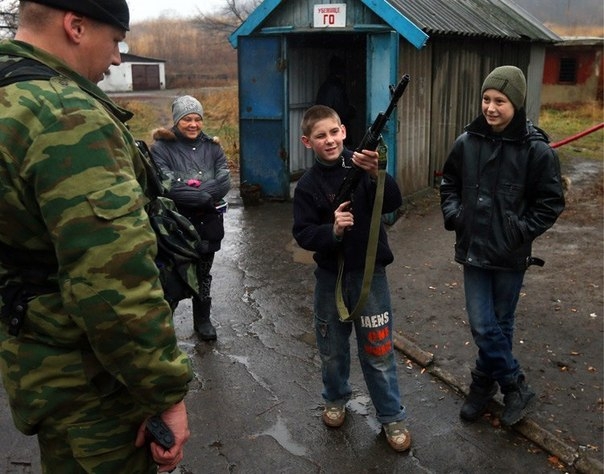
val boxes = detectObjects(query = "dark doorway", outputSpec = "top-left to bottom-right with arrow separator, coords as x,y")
287,33 -> 367,177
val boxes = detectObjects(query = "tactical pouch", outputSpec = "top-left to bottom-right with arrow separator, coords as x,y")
0,283 -> 29,336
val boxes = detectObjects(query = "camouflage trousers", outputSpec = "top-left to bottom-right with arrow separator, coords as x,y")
35,385 -> 156,474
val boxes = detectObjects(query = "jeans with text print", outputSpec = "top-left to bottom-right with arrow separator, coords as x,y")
464,265 -> 526,386
313,266 -> 405,424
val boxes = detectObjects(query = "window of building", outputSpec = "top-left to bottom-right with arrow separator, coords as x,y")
558,57 -> 577,84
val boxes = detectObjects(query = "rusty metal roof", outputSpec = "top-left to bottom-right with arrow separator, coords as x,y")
387,0 -> 561,42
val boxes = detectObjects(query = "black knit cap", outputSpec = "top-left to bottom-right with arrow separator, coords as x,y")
24,0 -> 130,30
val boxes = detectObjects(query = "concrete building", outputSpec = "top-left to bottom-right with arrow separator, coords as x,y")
542,36 -> 604,105
98,53 -> 166,93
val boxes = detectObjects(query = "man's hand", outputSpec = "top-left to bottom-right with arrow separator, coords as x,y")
351,149 -> 379,178
135,400 -> 190,472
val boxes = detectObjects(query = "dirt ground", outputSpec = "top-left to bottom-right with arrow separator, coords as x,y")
385,154 -> 603,466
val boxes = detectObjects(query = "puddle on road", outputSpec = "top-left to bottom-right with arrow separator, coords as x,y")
258,416 -> 308,457
347,394 -> 371,416
564,159 -> 603,185
347,395 -> 381,432
228,354 -> 275,397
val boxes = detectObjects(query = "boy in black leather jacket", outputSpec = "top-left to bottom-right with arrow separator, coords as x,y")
440,66 -> 565,426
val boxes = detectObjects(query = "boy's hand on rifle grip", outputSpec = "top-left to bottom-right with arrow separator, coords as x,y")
334,201 -> 354,237
352,150 -> 379,178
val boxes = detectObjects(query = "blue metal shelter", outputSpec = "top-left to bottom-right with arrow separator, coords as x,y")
229,0 -> 558,201
229,0 -> 428,200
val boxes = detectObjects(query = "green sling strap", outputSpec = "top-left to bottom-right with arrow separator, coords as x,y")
335,143 -> 388,322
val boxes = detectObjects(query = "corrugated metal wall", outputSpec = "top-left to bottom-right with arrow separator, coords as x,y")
526,44 -> 546,125
429,38 -> 487,183
287,45 -> 324,175
396,41 -> 432,195
236,0 -> 544,198
426,37 -> 533,183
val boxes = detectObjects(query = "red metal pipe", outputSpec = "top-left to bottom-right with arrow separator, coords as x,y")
551,122 -> 604,149
433,122 -> 603,185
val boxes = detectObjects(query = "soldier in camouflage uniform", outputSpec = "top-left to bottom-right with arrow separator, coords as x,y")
0,1 -> 192,472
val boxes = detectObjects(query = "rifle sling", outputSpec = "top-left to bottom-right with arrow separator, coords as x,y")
335,168 -> 386,322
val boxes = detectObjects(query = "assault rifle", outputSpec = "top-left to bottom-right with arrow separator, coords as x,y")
333,74 -> 410,209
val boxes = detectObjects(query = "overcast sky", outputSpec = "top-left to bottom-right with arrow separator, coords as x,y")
128,0 -> 225,23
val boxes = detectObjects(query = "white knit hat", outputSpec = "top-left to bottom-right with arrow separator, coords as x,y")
172,96 -> 203,124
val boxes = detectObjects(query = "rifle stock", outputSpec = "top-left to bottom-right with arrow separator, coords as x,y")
333,74 -> 410,209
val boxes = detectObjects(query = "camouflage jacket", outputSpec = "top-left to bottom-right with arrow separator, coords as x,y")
0,40 -> 191,434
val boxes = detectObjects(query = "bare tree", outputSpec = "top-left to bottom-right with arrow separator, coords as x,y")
193,0 -> 262,35
0,0 -> 18,39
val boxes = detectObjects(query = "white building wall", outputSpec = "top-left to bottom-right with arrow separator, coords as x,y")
158,63 -> 166,90
98,63 -> 133,92
98,61 -> 166,92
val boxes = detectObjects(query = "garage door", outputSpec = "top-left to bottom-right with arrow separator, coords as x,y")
132,64 -> 160,91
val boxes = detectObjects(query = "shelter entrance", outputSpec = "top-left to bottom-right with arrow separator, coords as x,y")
237,31 -> 399,200
287,33 -> 367,178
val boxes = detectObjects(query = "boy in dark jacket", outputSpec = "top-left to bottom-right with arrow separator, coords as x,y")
292,105 -> 410,452
440,66 -> 565,426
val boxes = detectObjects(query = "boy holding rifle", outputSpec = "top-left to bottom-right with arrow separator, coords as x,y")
292,105 -> 410,452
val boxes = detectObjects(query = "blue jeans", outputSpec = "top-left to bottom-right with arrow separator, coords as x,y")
463,265 -> 525,386
313,266 -> 405,424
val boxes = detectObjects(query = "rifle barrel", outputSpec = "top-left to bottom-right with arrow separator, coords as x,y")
333,74 -> 410,209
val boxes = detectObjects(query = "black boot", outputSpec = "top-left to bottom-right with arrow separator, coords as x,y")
192,298 -> 217,341
501,375 -> 535,426
460,369 -> 498,422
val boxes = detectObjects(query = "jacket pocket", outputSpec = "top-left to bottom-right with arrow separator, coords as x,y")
453,205 -> 464,232
195,213 -> 224,242
503,211 -> 523,251
86,180 -> 148,219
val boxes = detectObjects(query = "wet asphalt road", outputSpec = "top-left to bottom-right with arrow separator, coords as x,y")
169,194 -> 563,474
0,189 -> 574,473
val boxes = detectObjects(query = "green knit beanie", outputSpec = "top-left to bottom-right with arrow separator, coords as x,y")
481,65 -> 526,110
